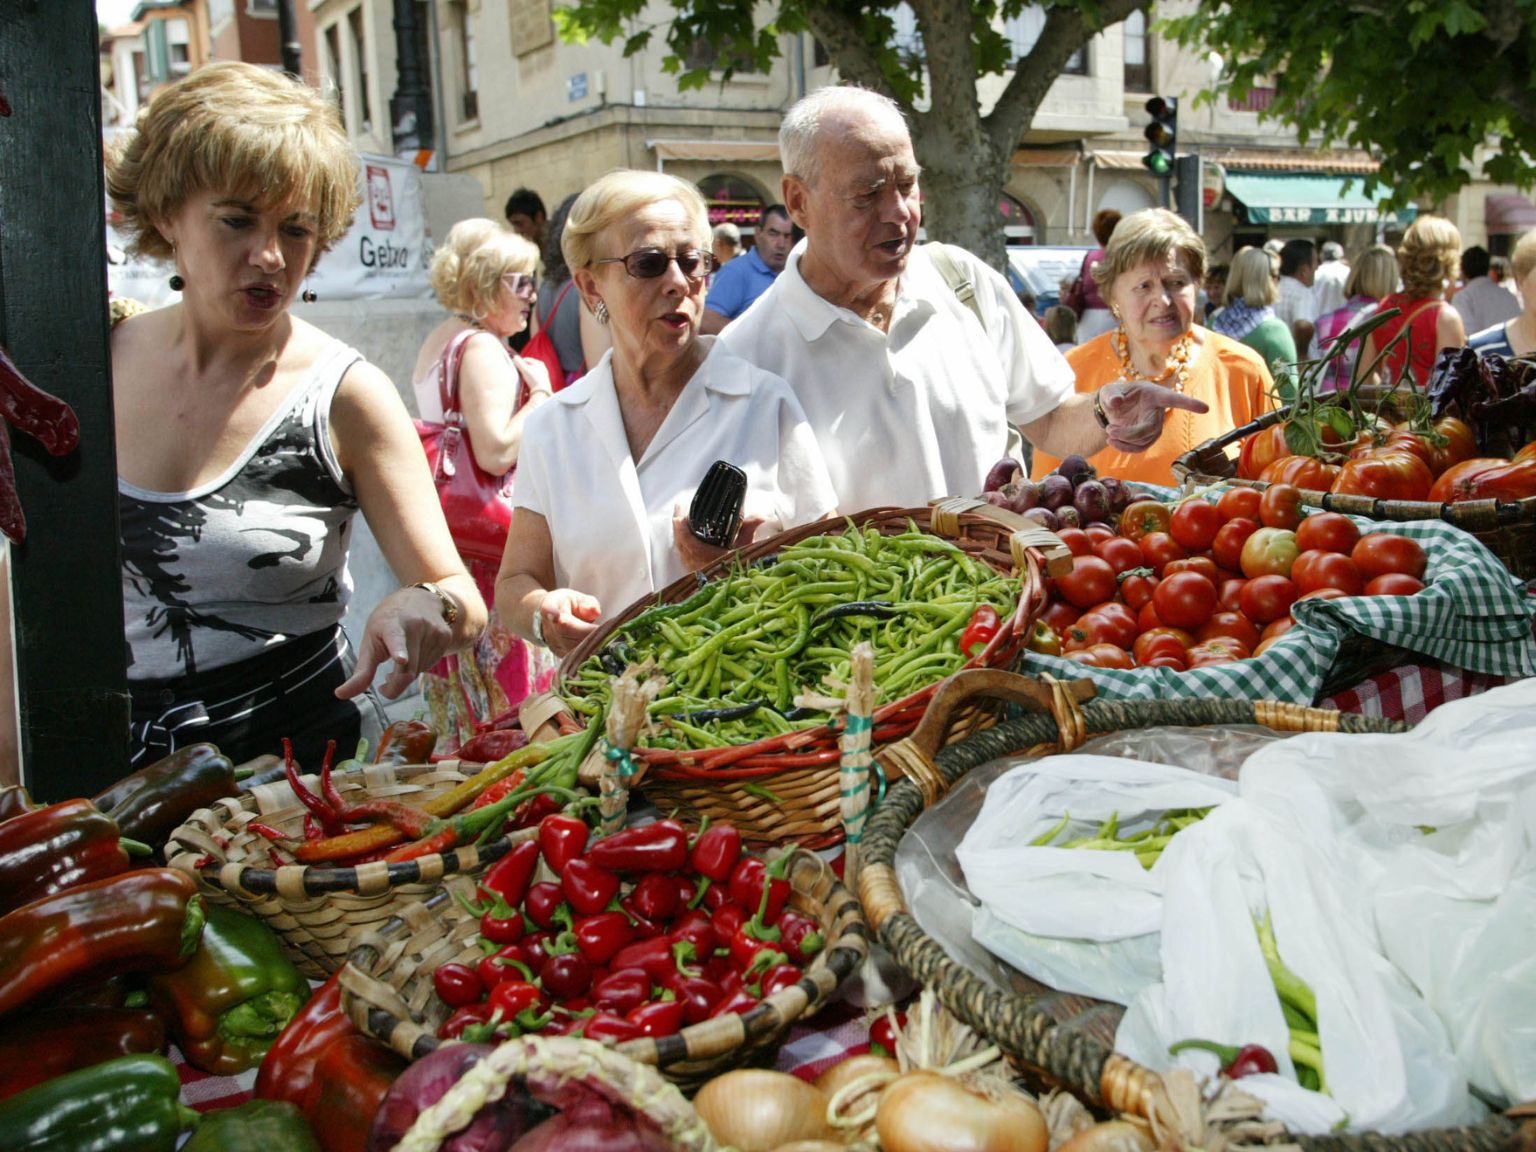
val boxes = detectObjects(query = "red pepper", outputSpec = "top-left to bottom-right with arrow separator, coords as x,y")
710,987 -> 760,1018
959,603 -> 1003,657
562,858 -> 621,915
479,902 -> 525,945
583,820 -> 688,873
538,813 -> 589,872
571,911 -> 635,965
524,882 -> 568,930
521,931 -> 555,971
701,882 -> 732,912
431,962 -> 484,1008
578,1012 -> 643,1044
477,944 -> 533,989
629,872 -> 679,923
255,971 -> 352,1110
479,839 -> 541,909
468,771 -> 527,812
760,962 -> 804,998
663,972 -> 724,1025
0,799 -> 142,917
487,979 -> 543,1021
0,1006 -> 166,1102
626,998 -> 686,1038
689,822 -> 742,882
0,786 -> 38,824
669,910 -> 717,959
729,928 -> 787,976
1168,1039 -> 1280,1079
281,738 -> 345,839
454,727 -> 527,765
513,792 -> 564,831
726,852 -> 791,924
372,719 -> 438,765
305,1034 -> 407,1152
869,1010 -> 906,1054
438,1001 -> 495,1041
591,968 -> 651,1016
618,894 -> 664,940
608,938 -> 694,983
711,902 -> 749,943
673,873 -> 700,910
777,910 -> 826,966
538,952 -> 593,1000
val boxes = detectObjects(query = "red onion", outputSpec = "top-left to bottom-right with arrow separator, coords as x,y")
368,1044 -> 553,1152
508,1091 -> 679,1152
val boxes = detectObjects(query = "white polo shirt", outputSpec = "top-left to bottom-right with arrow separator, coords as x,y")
1275,275 -> 1319,328
721,241 -> 1074,513
511,340 -> 836,620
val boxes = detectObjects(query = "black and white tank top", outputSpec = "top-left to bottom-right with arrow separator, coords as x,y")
120,339 -> 363,681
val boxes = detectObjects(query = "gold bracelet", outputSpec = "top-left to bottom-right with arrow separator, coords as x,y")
411,580 -> 460,626
1093,392 -> 1111,430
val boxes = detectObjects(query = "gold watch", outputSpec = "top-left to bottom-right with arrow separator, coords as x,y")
411,581 -> 460,626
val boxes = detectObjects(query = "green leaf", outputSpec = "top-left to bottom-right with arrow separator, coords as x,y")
1326,407 -> 1357,442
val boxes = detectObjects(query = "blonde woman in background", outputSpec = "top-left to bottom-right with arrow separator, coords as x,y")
1310,244 -> 1399,392
1468,229 -> 1536,358
1212,246 -> 1298,375
412,219 -> 554,750
1359,215 -> 1466,388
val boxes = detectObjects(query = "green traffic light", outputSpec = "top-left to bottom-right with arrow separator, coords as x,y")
1143,151 -> 1172,175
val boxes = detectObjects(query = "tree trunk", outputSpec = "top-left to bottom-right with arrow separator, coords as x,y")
913,132 -> 1011,272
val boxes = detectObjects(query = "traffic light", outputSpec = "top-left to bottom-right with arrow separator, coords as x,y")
1143,96 -> 1178,176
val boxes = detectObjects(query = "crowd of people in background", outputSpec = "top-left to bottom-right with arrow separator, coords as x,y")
104,59 -> 1535,759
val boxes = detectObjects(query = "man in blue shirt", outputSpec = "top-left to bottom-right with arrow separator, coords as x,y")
701,204 -> 794,333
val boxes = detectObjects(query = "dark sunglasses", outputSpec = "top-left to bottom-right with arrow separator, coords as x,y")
592,248 -> 718,280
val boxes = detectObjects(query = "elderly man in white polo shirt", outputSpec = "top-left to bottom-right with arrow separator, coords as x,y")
722,86 -> 1206,514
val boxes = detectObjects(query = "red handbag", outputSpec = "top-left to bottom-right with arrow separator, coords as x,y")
413,329 -> 524,564
521,280 -> 582,391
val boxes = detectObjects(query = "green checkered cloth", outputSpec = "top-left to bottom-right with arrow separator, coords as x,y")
1022,501 -> 1536,704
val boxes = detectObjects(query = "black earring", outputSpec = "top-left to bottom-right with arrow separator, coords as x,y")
301,286 -> 317,303
169,273 -> 185,291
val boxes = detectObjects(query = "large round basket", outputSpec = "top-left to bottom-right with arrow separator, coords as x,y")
338,846 -> 868,1089
551,498 -> 1071,848
166,760 -> 526,980
857,671 -> 1523,1151
1174,406 -> 1536,580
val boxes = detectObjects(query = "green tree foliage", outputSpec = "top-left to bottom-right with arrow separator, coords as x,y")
555,0 -> 1147,267
1163,0 -> 1536,206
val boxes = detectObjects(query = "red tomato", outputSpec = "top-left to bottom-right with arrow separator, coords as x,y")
1153,571 -> 1218,630
1261,454 -> 1342,492
1133,627 -> 1193,665
1365,573 -> 1426,596
1349,428 -> 1433,469
1332,450 -> 1434,502
1054,555 -> 1118,609
1218,578 -> 1248,614
1427,417 -> 1478,476
1119,500 -> 1173,542
1062,614 -> 1122,652
1294,511 -> 1360,555
1260,615 -> 1297,641
1169,500 -> 1222,551
1197,611 -> 1262,652
1094,536 -> 1146,575
1119,571 -> 1159,612
1138,531 -> 1187,575
1253,636 -> 1282,658
1056,527 -> 1093,557
1186,639 -> 1249,667
1258,483 -> 1305,530
1211,517 -> 1260,571
1216,487 -> 1262,523
1237,424 -> 1292,481
1086,602 -> 1139,650
1296,587 -> 1349,603
1066,643 -> 1135,669
1163,556 -> 1219,581
1239,527 -> 1300,579
1083,523 -> 1117,545
1351,533 -> 1428,580
1291,550 -> 1364,596
1428,457 -> 1536,503
1239,574 -> 1299,624
1041,599 -> 1080,636
1136,599 -> 1163,634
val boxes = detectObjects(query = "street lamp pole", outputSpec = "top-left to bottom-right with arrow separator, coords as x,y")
389,0 -> 434,157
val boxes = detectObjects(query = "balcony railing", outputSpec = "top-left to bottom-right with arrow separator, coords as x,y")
1227,85 -> 1276,113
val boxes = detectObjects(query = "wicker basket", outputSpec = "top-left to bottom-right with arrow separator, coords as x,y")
857,671 -> 1525,1151
552,498 -> 1072,848
338,846 -> 868,1088
1174,407 -> 1536,580
166,761 -> 528,979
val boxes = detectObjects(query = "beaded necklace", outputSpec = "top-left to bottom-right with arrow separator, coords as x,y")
1113,327 -> 1195,393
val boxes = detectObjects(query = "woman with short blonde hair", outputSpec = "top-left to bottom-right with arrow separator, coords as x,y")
1211,246 -> 1297,375
1469,228 -> 1536,358
1360,215 -> 1466,387
1310,245 -> 1398,391
108,61 -> 485,769
429,221 -> 541,322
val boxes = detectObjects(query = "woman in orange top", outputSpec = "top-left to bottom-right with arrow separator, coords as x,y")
1357,214 -> 1465,389
1032,209 -> 1276,487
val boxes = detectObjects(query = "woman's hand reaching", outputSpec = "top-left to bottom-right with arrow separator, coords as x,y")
535,588 -> 602,657
1098,380 -> 1210,452
335,585 -> 459,700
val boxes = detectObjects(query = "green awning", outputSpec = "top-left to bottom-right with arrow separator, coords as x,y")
1225,172 -> 1417,226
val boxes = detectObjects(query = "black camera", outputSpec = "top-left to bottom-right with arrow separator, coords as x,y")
688,460 -> 748,549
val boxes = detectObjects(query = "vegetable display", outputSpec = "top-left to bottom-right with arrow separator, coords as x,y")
561,521 -> 1020,753
0,1053 -> 200,1152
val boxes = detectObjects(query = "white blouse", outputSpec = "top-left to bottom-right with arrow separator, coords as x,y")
510,340 -> 837,620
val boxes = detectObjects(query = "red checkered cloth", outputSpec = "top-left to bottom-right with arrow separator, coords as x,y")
1318,661 -> 1511,725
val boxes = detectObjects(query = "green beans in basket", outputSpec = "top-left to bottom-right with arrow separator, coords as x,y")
560,521 -> 1019,753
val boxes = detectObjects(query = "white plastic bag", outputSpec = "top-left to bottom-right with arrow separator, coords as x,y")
1115,801 -> 1482,1134
956,754 -> 1235,1003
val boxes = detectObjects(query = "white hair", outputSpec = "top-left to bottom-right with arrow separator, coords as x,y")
1321,240 -> 1345,262
779,86 -> 908,186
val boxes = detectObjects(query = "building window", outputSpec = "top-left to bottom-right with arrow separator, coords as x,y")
246,0 -> 276,15
1228,85 -> 1277,113
348,6 -> 371,134
1123,10 -> 1149,92
452,0 -> 478,121
1000,193 -> 1035,244
697,173 -> 766,229
1005,7 -> 1085,75
324,22 -> 344,111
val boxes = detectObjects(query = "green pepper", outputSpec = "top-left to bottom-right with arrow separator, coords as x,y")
0,1053 -> 200,1152
147,904 -> 309,1076
93,744 -> 238,848
182,1100 -> 321,1152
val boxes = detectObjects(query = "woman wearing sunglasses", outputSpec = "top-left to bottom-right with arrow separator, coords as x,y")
412,219 -> 555,750
497,170 -> 836,657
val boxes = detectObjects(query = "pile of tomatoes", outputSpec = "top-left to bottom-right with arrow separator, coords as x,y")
1034,485 -> 1429,671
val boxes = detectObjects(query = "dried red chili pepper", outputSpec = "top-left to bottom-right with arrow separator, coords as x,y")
0,343 -> 80,455
282,738 -> 344,839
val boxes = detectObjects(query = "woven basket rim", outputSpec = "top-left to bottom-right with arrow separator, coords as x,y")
856,696 -> 1520,1147
341,845 -> 870,1080
553,503 -> 1049,774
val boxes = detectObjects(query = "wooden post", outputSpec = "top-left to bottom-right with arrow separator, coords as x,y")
0,1 -> 131,799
